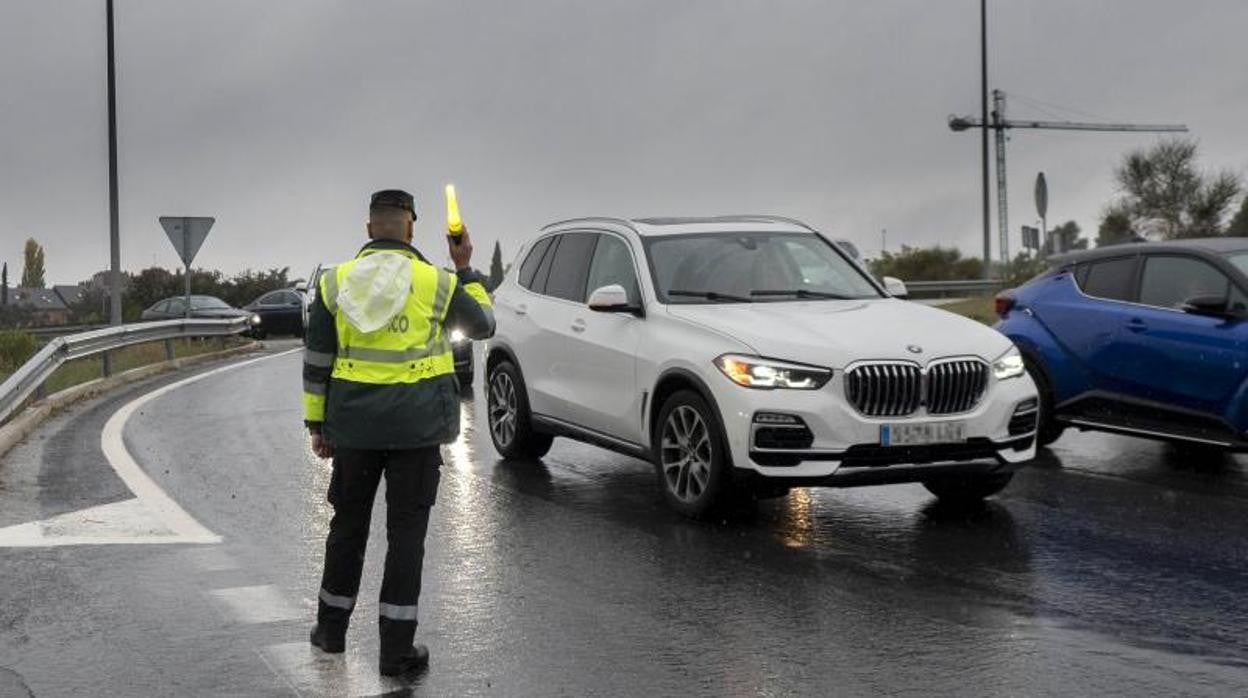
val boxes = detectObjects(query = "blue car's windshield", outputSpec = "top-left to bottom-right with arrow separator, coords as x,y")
643,232 -> 881,304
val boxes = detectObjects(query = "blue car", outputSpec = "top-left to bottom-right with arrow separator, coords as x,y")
995,238 -> 1248,450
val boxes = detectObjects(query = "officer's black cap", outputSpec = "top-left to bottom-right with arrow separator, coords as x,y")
369,189 -> 417,220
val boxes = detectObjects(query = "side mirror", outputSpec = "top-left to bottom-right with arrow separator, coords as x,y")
588,284 -> 642,316
1181,294 -> 1231,318
882,276 -> 909,298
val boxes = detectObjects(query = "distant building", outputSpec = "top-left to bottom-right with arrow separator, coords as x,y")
3,287 -> 71,326
53,284 -> 88,308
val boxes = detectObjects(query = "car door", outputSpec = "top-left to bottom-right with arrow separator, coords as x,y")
1031,254 -> 1139,395
1112,254 -> 1248,414
525,232 -> 600,423
562,233 -> 645,442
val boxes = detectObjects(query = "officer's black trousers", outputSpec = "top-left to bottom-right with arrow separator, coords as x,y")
316,446 -> 442,660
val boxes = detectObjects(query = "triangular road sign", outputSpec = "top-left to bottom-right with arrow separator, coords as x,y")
159,216 -> 215,266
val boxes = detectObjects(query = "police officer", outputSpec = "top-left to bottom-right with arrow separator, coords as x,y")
302,189 -> 494,676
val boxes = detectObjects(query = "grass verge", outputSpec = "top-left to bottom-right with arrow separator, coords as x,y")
936,296 -> 998,325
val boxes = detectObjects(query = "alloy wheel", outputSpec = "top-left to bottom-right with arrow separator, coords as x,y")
660,405 -> 713,503
489,371 -> 518,447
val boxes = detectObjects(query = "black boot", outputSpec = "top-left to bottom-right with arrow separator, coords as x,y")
310,623 -> 346,654
379,644 -> 430,677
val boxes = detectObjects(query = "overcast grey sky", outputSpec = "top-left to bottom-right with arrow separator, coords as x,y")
2,1 -> 1245,285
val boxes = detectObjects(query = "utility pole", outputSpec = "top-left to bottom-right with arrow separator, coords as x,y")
950,93 -> 1186,267
881,228 -> 887,256
106,0 -> 122,325
979,0 -> 990,279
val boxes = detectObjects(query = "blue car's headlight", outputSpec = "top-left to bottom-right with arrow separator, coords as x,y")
450,329 -> 468,344
993,347 -> 1025,380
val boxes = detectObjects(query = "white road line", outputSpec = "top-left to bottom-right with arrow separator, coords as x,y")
96,348 -> 301,544
261,642 -> 409,697
0,348 -> 300,547
207,584 -> 303,624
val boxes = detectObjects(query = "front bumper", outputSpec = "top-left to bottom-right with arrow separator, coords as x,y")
710,366 -> 1039,483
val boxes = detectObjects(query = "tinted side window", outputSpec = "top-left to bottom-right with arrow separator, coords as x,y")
1139,256 -> 1231,310
531,236 -> 560,294
519,237 -> 554,290
1080,257 -> 1137,301
585,235 -> 640,303
544,233 -> 599,302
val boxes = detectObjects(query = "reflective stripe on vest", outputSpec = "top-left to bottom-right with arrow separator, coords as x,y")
327,257 -> 457,385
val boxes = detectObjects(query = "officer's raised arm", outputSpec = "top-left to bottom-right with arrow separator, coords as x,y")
443,226 -> 495,340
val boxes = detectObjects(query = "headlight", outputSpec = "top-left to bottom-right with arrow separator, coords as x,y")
993,347 -> 1025,380
714,354 -> 832,390
450,329 -> 467,344
250,314 -> 262,325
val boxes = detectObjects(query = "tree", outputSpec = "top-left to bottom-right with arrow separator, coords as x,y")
488,241 -> 505,290
1043,220 -> 1088,255
1113,138 -> 1242,239
21,239 -> 45,289
1096,206 -> 1137,247
1228,197 -> 1248,238
869,245 -> 983,281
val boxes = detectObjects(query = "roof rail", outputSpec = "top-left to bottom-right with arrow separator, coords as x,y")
631,215 -> 819,233
540,217 -> 640,233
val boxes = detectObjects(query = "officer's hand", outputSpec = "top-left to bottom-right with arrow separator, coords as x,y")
449,226 -> 473,271
311,432 -> 334,460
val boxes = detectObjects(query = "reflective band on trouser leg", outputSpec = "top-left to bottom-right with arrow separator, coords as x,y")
304,349 -> 335,368
320,588 -> 355,610
378,602 -> 419,621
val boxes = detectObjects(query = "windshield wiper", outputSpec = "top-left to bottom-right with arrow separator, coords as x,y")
750,289 -> 853,300
668,290 -> 753,303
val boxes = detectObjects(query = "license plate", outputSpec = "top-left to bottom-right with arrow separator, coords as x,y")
880,422 -> 966,447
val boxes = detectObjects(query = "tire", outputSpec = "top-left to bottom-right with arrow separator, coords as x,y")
922,472 -> 1014,504
652,390 -> 733,519
1023,354 -> 1066,447
486,361 -> 553,459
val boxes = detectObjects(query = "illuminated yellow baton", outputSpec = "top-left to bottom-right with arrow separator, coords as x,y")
445,184 -> 464,242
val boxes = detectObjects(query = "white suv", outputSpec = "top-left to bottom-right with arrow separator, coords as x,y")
485,216 -> 1038,517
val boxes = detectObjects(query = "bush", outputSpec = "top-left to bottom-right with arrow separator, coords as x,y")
0,330 -> 37,376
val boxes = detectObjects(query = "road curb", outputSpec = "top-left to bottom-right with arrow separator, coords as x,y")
0,342 -> 263,464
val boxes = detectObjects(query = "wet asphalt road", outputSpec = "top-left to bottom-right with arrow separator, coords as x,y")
2,340 -> 1248,696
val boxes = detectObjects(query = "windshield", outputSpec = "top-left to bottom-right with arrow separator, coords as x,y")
190,296 -> 231,310
643,232 -> 882,304
1225,252 -> 1248,277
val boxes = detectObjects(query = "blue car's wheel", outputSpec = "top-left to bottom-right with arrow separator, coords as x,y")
1023,354 -> 1066,447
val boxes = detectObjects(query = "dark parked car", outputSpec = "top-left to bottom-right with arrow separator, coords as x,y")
244,289 -> 305,338
141,295 -> 262,333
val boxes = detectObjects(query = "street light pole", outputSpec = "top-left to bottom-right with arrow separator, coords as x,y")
979,0 -> 991,280
106,0 -> 122,324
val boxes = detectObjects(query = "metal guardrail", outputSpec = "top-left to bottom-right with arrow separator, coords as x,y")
903,279 -> 1008,299
26,324 -> 109,342
0,318 -> 250,427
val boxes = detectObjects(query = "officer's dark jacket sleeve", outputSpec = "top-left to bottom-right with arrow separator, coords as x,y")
445,268 -> 495,340
302,278 -> 338,433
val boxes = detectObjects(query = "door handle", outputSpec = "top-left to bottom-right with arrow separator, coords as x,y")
514,304 -> 528,316
571,319 -> 586,333
1127,318 -> 1147,333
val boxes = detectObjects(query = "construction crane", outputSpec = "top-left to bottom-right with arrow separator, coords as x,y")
949,90 -> 1187,264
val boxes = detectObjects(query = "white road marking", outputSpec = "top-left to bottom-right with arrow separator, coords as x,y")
261,641 -> 409,697
207,584 -> 303,624
0,348 -> 301,547
0,499 -> 172,547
